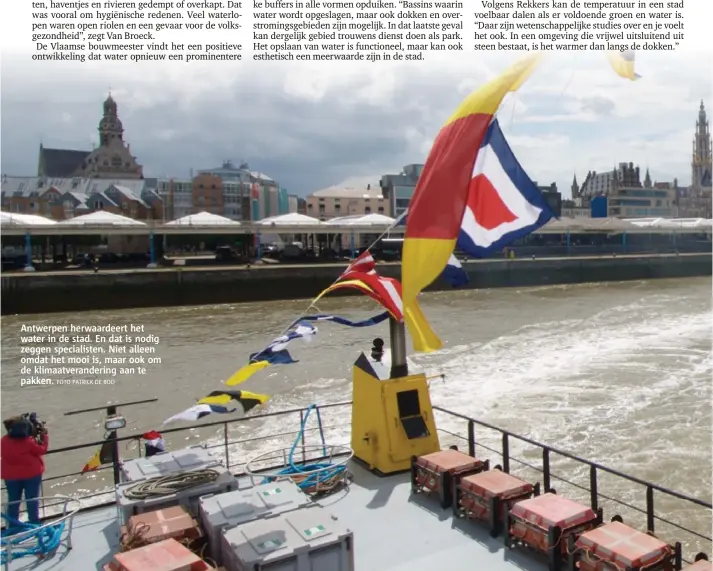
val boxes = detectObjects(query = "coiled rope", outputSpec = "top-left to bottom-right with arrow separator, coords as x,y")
1,514 -> 65,564
122,468 -> 221,500
264,404 -> 348,495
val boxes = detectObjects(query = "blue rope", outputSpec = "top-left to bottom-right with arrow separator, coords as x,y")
1,513 -> 65,564
263,404 -> 346,493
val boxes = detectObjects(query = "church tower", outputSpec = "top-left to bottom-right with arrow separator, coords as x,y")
99,95 -> 124,146
73,94 -> 143,179
571,174 -> 579,199
692,100 -> 712,190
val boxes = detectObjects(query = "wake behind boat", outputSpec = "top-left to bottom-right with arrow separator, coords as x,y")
1,326 -> 711,571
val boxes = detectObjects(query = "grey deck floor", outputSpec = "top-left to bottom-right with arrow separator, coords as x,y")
5,462 -> 547,571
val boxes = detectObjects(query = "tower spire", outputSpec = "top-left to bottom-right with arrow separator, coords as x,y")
692,99 -> 711,189
570,173 -> 579,199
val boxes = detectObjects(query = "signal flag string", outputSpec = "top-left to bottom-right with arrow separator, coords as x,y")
247,221 -> 403,364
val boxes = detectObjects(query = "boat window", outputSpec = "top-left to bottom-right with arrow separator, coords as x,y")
396,390 -> 429,439
397,389 -> 420,418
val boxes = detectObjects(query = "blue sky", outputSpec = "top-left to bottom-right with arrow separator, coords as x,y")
1,51 -> 710,198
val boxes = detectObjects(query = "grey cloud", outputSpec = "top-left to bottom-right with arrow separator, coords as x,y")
0,60 -> 475,194
1,55 -> 711,198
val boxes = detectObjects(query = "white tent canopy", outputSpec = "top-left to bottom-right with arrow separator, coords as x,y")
624,217 -> 712,229
326,213 -> 395,226
165,211 -> 240,226
259,213 -> 321,226
357,213 -> 395,225
583,217 -> 638,232
58,211 -> 146,226
541,217 -> 588,232
1,212 -> 57,226
324,215 -> 362,226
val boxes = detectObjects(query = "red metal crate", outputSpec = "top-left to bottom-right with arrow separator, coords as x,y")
122,506 -> 202,550
411,449 -> 488,509
105,538 -> 213,571
574,521 -> 674,571
506,492 -> 601,571
453,469 -> 538,537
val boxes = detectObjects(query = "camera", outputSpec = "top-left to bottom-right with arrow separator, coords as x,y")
3,412 -> 46,441
25,412 -> 46,437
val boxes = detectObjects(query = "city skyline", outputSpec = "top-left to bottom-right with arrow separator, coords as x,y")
1,51 -> 710,198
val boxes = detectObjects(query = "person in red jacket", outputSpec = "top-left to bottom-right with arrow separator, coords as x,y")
1,416 -> 49,524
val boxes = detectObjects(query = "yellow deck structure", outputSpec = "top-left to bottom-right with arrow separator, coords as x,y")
350,348 -> 440,475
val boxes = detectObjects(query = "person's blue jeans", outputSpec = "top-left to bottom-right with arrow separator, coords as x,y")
3,475 -> 42,524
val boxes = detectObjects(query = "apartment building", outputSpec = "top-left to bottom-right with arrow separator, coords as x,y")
305,184 -> 387,220
157,161 -> 293,221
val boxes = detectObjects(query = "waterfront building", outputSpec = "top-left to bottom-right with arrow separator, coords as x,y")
578,161 -> 678,218
561,197 -> 591,218
607,181 -> 678,218
1,94 -> 160,221
561,205 -> 592,218
288,194 -> 299,214
579,162 -> 642,199
157,161 -> 286,222
305,184 -> 387,221
590,174 -> 678,218
296,196 -> 307,214
580,102 -> 711,218
379,164 -> 423,217
37,95 -> 143,180
533,182 -> 562,216
0,175 -> 162,220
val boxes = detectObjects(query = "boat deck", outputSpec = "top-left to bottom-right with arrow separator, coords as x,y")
6,461 -> 547,571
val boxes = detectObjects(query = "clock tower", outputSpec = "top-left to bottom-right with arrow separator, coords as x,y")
72,94 -> 143,179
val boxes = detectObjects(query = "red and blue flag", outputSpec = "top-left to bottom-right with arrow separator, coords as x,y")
396,119 -> 554,260
457,118 -> 554,257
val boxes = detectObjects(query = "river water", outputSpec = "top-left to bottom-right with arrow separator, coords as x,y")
1,277 -> 711,554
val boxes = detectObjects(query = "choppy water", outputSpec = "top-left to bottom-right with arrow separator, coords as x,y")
1,277 -> 711,555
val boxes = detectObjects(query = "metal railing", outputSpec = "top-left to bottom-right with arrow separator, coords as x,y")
433,406 -> 712,562
1,402 -> 353,514
3,401 -> 710,562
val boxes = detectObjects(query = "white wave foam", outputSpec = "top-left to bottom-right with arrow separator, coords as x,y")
410,296 -> 710,489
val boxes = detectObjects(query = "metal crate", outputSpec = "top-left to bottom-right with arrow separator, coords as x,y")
120,445 -> 220,482
221,504 -> 354,571
199,480 -> 312,565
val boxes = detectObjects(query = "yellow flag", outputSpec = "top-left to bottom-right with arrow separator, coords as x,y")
606,51 -> 639,81
199,390 -> 270,406
405,300 -> 442,353
224,361 -> 270,386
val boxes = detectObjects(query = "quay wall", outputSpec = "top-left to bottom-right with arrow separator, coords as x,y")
2,254 -> 711,315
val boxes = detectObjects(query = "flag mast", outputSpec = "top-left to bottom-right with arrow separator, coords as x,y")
390,236 -> 408,378
389,317 -> 408,379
